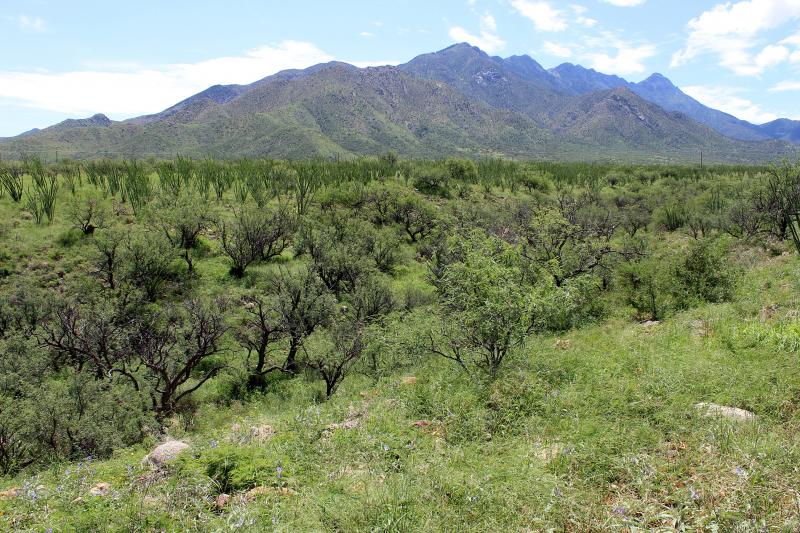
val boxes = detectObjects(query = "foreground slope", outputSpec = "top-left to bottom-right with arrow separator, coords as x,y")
3,243 -> 800,531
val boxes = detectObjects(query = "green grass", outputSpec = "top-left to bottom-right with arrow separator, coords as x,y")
3,165 -> 800,531
2,239 -> 800,531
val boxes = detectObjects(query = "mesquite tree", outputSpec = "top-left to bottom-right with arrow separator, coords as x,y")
270,268 -> 336,374
131,298 -> 229,415
428,232 -> 534,379
305,318 -> 367,398
236,294 -> 286,389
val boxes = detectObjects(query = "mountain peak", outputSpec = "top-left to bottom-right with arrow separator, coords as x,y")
87,113 -> 112,126
48,113 -> 112,132
441,42 -> 485,54
550,63 -> 629,94
639,73 -> 674,88
502,54 -> 548,76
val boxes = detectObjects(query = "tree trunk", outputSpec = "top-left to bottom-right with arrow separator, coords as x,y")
286,337 -> 300,374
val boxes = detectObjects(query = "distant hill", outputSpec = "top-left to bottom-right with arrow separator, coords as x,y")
0,43 -> 796,163
548,64 -> 778,142
760,119 -> 800,143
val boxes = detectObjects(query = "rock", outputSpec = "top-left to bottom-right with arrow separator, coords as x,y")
142,440 -> 190,468
249,425 -> 276,443
0,487 -> 19,499
691,319 -> 710,337
554,339 -> 571,350
322,418 -> 361,439
401,376 -> 417,385
694,402 -> 756,421
245,486 -> 295,502
89,482 -> 112,497
759,305 -> 779,323
215,493 -> 230,509
642,320 -> 660,328
142,495 -> 161,507
533,443 -> 563,462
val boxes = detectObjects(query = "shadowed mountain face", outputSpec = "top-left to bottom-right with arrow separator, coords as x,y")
548,64 -> 776,142
760,119 -> 800,143
550,63 -> 627,94
0,43 -> 796,162
399,43 -> 568,125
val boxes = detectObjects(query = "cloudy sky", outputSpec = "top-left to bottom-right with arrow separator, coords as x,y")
2,0 -> 800,136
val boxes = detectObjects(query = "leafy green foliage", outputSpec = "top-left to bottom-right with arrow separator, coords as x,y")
0,156 -> 798,533
429,232 -> 535,378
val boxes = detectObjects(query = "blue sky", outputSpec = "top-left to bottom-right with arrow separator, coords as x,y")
2,0 -> 800,136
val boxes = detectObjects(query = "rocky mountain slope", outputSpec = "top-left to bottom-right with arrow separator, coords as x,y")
0,43 -> 795,163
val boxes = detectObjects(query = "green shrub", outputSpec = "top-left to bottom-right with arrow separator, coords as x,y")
189,444 -> 292,493
618,251 -> 677,321
674,239 -> 736,307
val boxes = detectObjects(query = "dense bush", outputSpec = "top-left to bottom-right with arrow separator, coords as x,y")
0,155 -> 793,479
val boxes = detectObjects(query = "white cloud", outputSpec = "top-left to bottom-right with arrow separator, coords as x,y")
359,32 -> 375,37
585,43 -> 656,74
567,5 -> 597,27
0,41 -> 335,117
510,0 -> 568,32
671,0 -> 800,75
683,85 -> 779,123
781,32 -> 800,45
448,27 -> 506,53
481,13 -> 497,31
448,11 -> 506,53
770,80 -> 800,91
543,41 -> 573,58
602,0 -> 646,6
19,15 -> 46,32
755,43 -> 790,67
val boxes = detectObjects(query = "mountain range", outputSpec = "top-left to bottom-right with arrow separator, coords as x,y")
1,43 -> 797,163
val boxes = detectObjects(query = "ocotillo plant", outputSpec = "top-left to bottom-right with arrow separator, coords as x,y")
0,161 -> 25,202
24,157 -> 59,224
122,160 -> 153,215
156,160 -> 182,199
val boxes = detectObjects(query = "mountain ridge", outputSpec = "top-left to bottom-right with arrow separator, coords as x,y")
0,43 -> 796,163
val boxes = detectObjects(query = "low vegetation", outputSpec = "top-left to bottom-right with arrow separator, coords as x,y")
1,155 -> 800,530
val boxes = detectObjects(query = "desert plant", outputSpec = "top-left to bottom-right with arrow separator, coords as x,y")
427,232 -> 535,379
121,160 -> 153,215
236,294 -> 287,389
24,157 -> 59,224
68,190 -> 109,235
131,298 -> 229,415
304,318 -> 367,398
269,267 -> 336,374
0,162 -> 24,202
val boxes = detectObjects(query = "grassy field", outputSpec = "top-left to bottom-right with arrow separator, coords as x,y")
1,159 -> 799,531
3,249 -> 800,531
